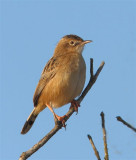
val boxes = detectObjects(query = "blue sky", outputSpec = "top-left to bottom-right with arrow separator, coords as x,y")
1,0 -> 136,160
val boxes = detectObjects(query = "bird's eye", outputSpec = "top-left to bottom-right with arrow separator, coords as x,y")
69,41 -> 75,46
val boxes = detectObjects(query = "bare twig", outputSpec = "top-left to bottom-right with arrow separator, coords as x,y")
87,134 -> 101,160
90,58 -> 94,77
19,59 -> 105,160
116,116 -> 136,132
100,112 -> 109,160
77,59 -> 105,104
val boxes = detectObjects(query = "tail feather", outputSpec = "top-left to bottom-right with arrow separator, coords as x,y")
21,109 -> 38,134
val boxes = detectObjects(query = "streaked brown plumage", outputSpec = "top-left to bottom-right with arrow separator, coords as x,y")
21,34 -> 92,134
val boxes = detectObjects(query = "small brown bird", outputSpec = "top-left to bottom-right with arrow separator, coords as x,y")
21,34 -> 92,134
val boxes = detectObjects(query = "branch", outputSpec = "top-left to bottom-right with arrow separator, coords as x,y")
87,134 -> 101,160
77,59 -> 105,104
116,116 -> 136,132
19,58 -> 105,160
100,112 -> 109,160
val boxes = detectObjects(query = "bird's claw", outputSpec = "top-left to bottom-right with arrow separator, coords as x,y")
70,100 -> 80,114
54,114 -> 67,129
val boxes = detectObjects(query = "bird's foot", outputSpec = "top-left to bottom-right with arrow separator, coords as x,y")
70,100 -> 80,114
54,114 -> 67,129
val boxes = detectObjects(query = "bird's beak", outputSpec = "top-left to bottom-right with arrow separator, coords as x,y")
81,40 -> 93,45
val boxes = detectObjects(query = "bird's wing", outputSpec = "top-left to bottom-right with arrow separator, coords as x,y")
33,56 -> 61,106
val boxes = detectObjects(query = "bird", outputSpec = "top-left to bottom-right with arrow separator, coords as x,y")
21,34 -> 92,134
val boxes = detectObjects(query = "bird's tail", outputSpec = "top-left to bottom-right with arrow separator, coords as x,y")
21,108 -> 38,134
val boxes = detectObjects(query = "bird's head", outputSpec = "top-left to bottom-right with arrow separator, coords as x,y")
54,34 -> 92,56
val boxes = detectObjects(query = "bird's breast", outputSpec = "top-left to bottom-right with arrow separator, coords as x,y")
53,54 -> 86,108
41,54 -> 86,108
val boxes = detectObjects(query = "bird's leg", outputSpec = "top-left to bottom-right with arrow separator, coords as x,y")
46,104 -> 67,128
70,99 -> 80,114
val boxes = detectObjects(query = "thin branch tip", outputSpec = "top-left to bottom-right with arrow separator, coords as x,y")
100,111 -> 104,116
87,133 -> 101,160
101,61 -> 105,65
90,58 -> 93,63
87,134 -> 92,139
101,112 -> 109,160
117,116 -> 136,132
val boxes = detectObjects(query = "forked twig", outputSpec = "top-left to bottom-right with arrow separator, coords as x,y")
19,58 -> 105,160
